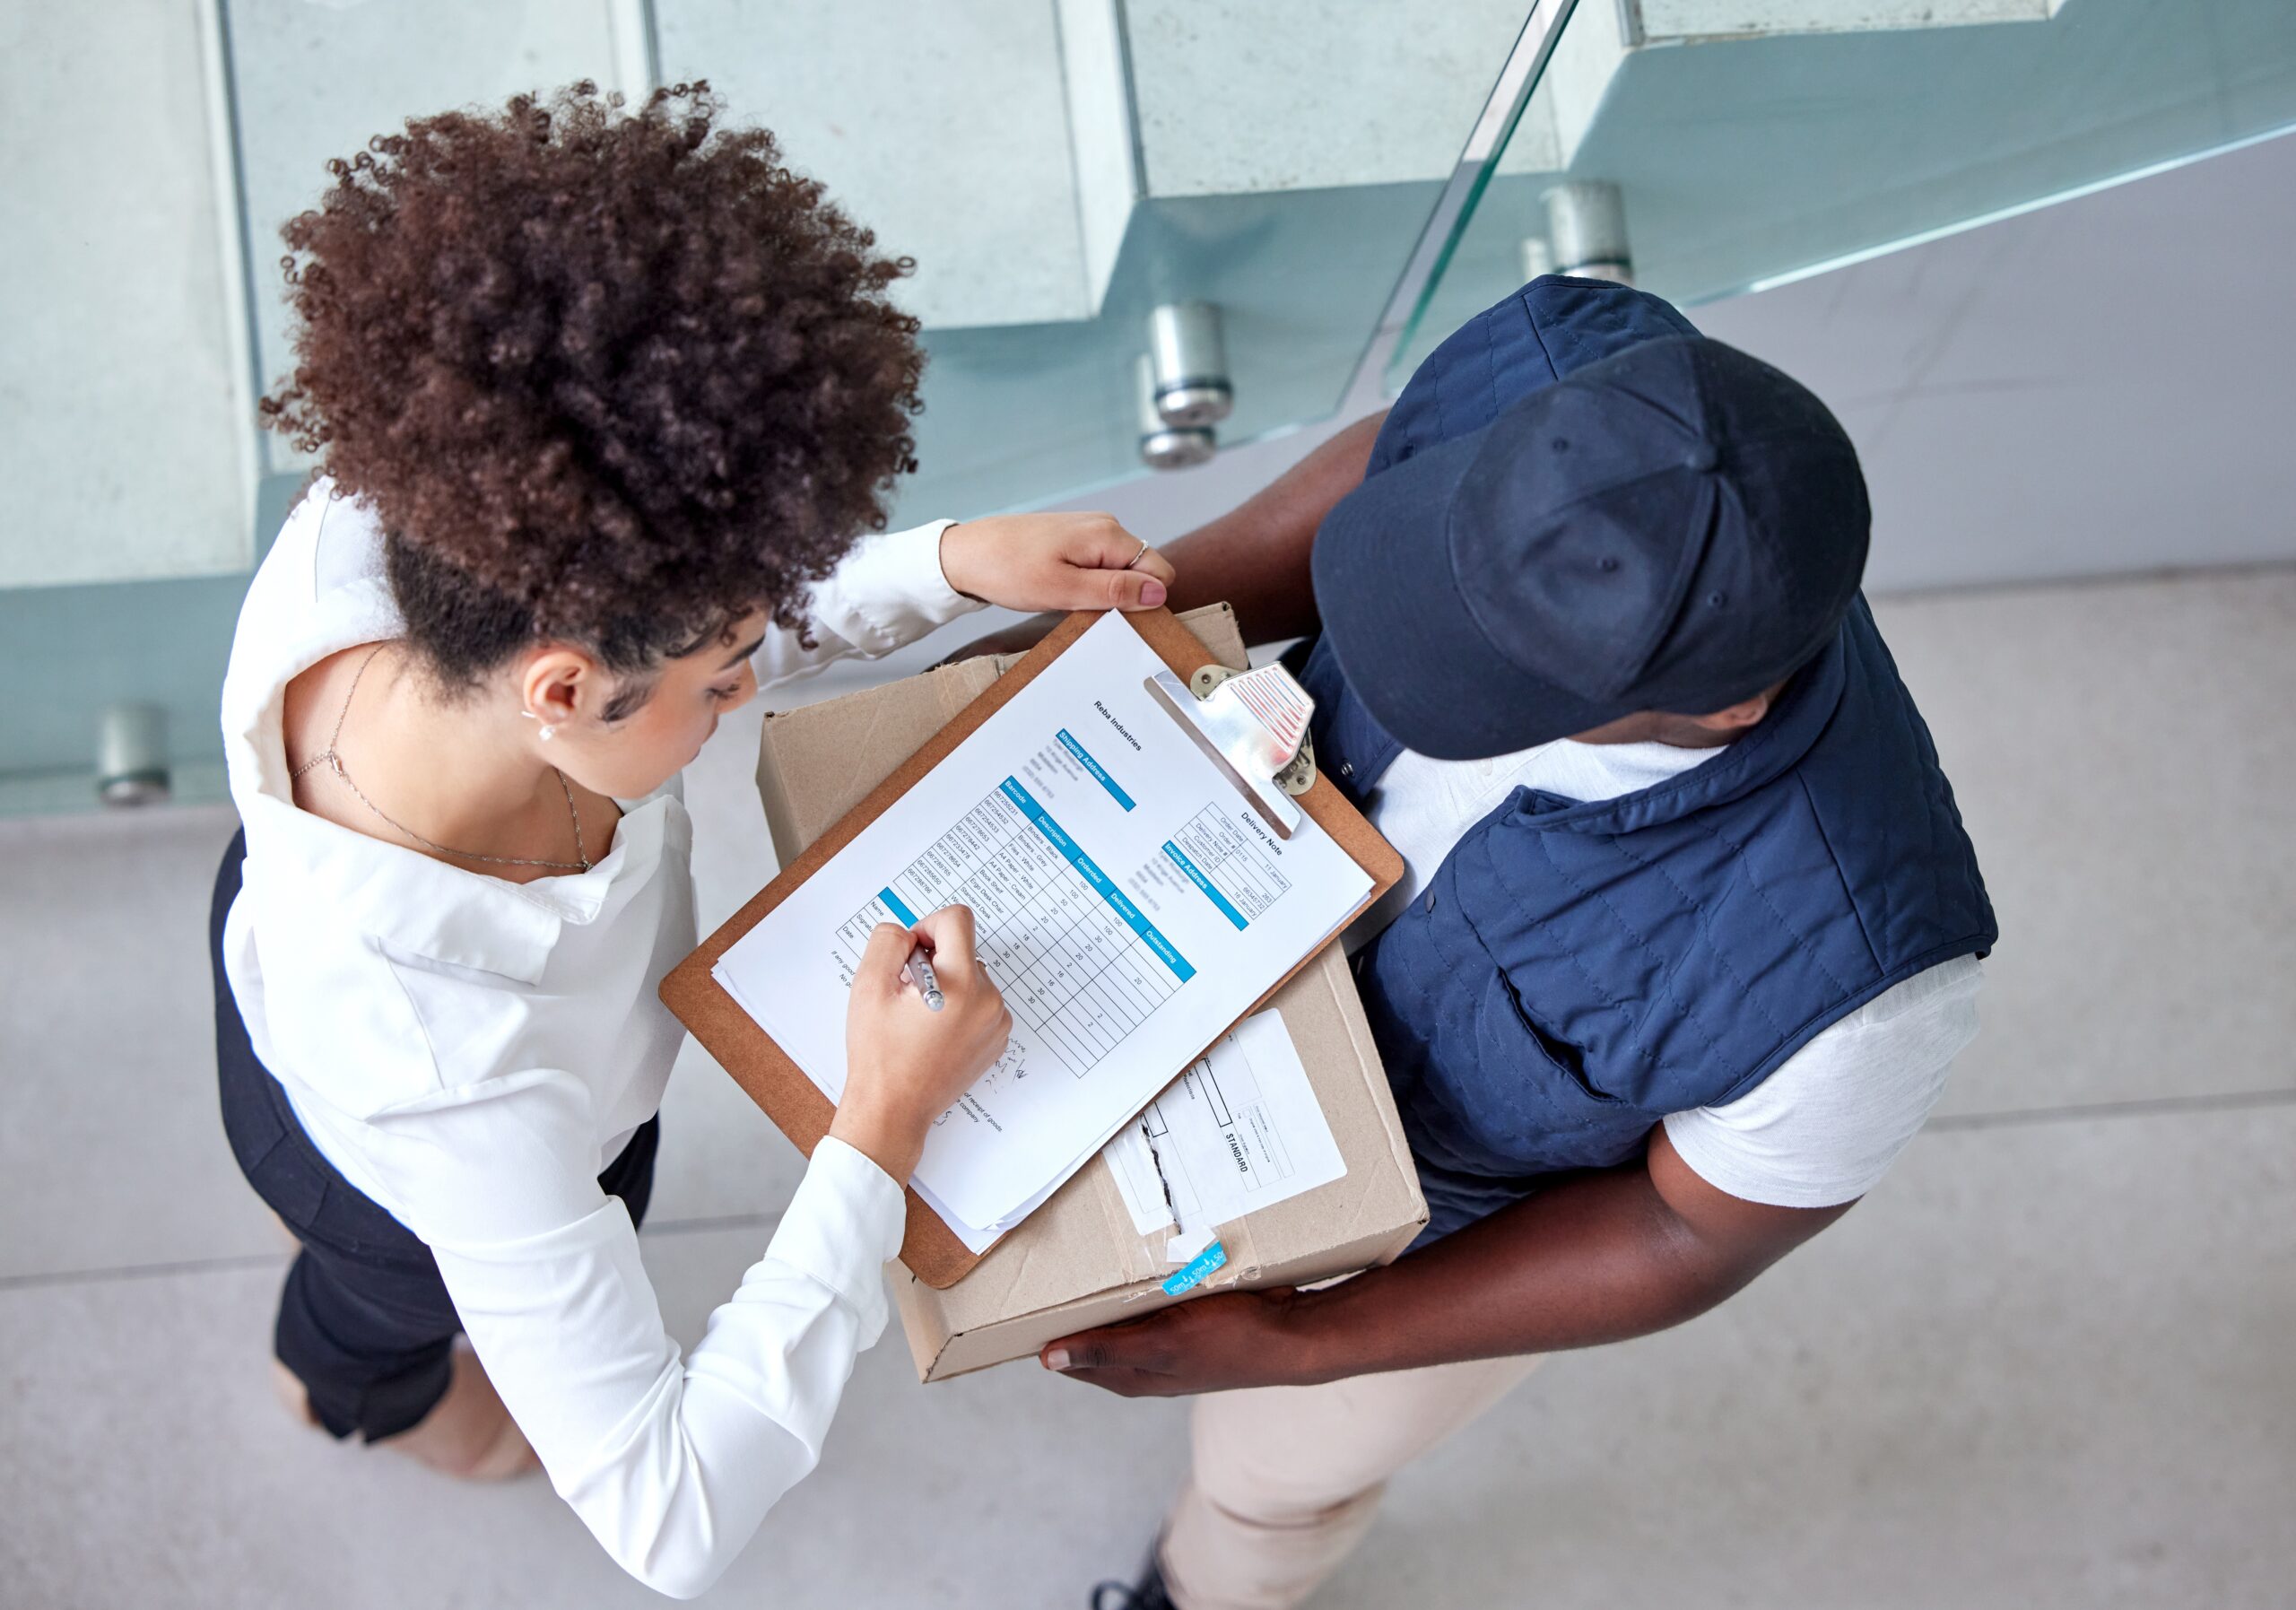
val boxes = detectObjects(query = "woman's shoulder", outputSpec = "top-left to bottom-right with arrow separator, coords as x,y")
222,480 -> 404,804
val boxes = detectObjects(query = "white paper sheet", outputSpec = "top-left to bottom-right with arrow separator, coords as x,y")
1102,1011 -> 1348,1259
714,613 -> 1373,1234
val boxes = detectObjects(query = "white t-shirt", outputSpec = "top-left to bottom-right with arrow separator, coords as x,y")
220,484 -> 982,1597
1344,735 -> 1982,1210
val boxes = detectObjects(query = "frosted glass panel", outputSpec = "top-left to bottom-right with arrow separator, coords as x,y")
0,2 -> 250,589
655,0 -> 1092,330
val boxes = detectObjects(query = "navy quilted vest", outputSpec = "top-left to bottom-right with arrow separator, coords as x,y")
1309,277 -> 1999,1238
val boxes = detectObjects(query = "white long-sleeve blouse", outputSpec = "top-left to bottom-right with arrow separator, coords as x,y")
218,483 -> 981,1597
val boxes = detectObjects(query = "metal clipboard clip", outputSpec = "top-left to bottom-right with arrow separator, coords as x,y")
1144,661 -> 1318,840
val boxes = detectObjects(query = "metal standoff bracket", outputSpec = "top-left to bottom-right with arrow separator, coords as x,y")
1144,661 -> 1319,840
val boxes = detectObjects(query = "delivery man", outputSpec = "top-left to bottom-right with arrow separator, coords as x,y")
1054,277 -> 1998,1610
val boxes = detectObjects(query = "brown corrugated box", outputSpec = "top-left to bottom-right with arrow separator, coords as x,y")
752,605 -> 1426,1380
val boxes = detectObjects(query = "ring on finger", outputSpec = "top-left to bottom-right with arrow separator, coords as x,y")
1125,539 -> 1152,570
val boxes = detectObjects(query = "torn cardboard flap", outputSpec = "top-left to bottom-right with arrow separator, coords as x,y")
748,603 -> 1425,1381
1107,1008 -> 1350,1263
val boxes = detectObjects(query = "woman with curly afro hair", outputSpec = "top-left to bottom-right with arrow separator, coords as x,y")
210,83 -> 1174,1595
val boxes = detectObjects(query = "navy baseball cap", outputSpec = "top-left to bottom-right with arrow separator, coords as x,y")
1310,334 -> 1870,760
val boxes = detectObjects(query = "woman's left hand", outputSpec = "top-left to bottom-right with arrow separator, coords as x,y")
940,512 -> 1176,614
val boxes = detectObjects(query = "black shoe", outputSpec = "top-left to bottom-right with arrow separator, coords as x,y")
1089,1549 -> 1173,1610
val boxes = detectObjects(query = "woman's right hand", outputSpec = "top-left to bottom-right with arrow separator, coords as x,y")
828,906 -> 1013,1186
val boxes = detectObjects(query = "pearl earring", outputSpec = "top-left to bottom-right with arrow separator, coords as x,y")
539,724 -> 557,742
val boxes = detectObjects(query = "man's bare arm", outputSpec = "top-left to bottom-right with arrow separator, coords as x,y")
1043,1126 -> 1853,1397
1158,410 -> 1387,646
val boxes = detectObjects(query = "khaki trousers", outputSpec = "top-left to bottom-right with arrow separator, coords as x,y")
1158,1353 -> 1544,1610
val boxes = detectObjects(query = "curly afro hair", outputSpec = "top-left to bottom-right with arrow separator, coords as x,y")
260,81 -> 925,692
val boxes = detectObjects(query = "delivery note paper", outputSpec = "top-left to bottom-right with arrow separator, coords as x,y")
1102,1011 -> 1347,1261
713,612 -> 1372,1236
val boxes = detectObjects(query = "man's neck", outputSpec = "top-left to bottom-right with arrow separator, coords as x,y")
1568,711 -> 1740,750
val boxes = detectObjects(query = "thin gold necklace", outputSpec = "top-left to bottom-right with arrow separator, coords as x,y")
292,645 -> 593,873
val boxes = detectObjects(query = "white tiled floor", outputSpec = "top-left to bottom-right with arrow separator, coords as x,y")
3,569 -> 2292,1608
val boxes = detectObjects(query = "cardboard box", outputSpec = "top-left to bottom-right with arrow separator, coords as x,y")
753,605 -> 1427,1381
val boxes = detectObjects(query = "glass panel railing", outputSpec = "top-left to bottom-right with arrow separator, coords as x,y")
2,1 -> 1525,815
1390,0 -> 2296,387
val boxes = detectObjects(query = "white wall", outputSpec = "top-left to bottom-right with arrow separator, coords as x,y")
1053,126 -> 2296,597
1699,126 -> 2296,591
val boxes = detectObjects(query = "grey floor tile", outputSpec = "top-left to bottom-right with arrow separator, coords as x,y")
0,804 -> 284,1280
1326,1101 -> 2296,1610
4,1103 -> 2286,1607
1871,570 -> 2296,1118
0,1224 -> 1185,1610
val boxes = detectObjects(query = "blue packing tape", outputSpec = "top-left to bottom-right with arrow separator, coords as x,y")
1162,1240 -> 1228,1296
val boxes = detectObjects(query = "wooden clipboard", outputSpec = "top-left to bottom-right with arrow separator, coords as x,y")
660,607 -> 1404,1288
